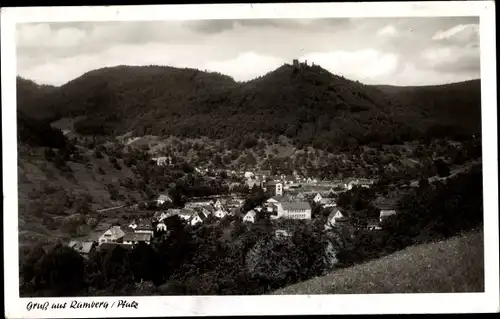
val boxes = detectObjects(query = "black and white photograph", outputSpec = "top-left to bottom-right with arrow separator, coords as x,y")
2,2 -> 498,317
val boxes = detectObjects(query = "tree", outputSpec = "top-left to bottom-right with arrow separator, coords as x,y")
435,159 -> 451,177
418,177 -> 430,190
213,154 -> 223,168
101,246 -> 135,290
44,148 -> 55,161
94,149 -> 104,159
21,243 -> 47,287
245,238 -> 299,288
35,243 -> 86,296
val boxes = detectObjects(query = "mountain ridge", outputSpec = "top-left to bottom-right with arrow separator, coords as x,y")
17,63 -> 482,151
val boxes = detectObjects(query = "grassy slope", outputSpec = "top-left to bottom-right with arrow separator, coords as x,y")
272,230 -> 484,294
17,146 -> 144,246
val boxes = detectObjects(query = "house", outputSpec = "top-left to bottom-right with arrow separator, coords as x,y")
345,178 -> 374,190
358,179 -> 375,188
156,222 -> 168,232
367,220 -> 382,231
98,226 -> 126,245
265,202 -> 279,213
68,241 -> 95,259
275,229 -> 291,239
185,199 -> 214,208
230,207 -> 241,216
344,179 -> 359,190
214,208 -> 228,218
266,195 -> 290,204
189,211 -> 207,226
128,221 -> 154,236
329,184 -> 346,195
380,209 -> 397,223
157,194 -> 172,205
320,198 -> 337,208
123,233 -> 152,245
152,156 -> 171,166
247,179 -> 263,189
153,211 -> 169,222
214,199 -> 224,210
244,172 -> 255,179
199,205 -> 215,216
313,193 -> 323,203
243,210 -> 257,223
279,201 -> 312,219
296,192 -> 306,200
178,209 -> 195,221
227,200 -> 242,209
325,208 -> 346,228
287,183 -> 301,190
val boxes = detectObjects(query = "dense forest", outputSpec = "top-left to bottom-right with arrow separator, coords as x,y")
16,63 -> 481,152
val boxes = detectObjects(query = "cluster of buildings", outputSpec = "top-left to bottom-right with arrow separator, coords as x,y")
67,165 -> 392,259
66,219 -> 162,259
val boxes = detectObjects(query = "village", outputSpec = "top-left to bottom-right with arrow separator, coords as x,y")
67,162 -> 398,259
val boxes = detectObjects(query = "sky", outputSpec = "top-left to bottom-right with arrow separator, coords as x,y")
16,17 -> 480,86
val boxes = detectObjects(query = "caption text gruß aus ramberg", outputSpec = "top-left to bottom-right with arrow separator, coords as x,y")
26,300 -> 139,311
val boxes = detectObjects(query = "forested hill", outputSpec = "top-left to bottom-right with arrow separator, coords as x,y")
17,64 -> 481,151
17,77 -> 57,119
373,79 -> 482,137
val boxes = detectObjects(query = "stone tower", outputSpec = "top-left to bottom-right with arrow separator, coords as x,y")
276,183 -> 283,196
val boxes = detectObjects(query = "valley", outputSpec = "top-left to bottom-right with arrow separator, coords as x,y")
16,62 -> 483,297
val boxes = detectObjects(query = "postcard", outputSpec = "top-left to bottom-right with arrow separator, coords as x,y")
2,2 -> 498,318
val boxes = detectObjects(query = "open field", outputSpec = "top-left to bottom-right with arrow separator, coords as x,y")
272,229 -> 484,294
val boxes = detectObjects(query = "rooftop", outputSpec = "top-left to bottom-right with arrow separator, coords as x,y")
157,194 -> 171,201
123,233 -> 152,242
68,241 -> 95,254
281,201 -> 311,211
102,226 -> 126,239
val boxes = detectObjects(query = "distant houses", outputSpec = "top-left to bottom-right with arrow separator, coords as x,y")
275,229 -> 292,239
243,210 -> 257,223
320,198 -> 337,208
151,156 -> 172,166
156,222 -> 168,233
244,171 -> 255,179
266,195 -> 290,204
185,198 -> 214,208
324,208 -> 347,229
98,226 -> 126,245
98,220 -> 155,248
214,208 -> 228,218
177,208 -> 196,222
367,219 -> 382,231
379,209 -> 397,223
313,193 -> 323,203
156,194 -> 172,206
123,232 -> 152,245
127,221 -> 154,236
344,178 -> 375,190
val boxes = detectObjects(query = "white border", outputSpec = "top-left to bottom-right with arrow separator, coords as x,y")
2,2 -> 498,317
